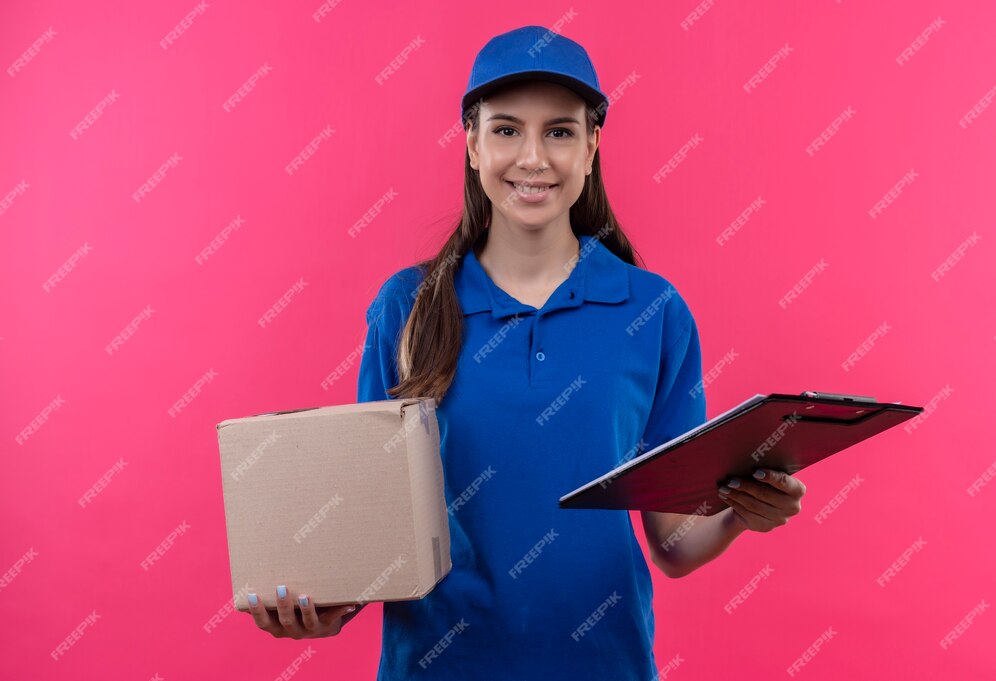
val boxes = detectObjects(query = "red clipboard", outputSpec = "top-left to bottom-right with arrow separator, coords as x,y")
558,391 -> 924,515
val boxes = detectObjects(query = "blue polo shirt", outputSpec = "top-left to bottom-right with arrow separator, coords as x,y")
357,233 -> 707,680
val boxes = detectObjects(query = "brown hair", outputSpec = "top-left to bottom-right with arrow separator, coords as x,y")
387,97 -> 646,405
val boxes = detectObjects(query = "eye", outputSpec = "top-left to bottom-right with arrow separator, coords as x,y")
493,126 -> 575,138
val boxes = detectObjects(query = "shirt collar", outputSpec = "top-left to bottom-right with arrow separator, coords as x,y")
455,234 -> 631,319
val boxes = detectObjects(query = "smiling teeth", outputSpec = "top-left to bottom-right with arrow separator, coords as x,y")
514,184 -> 553,194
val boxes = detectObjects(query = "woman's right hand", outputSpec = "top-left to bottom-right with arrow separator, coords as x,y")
247,585 -> 363,639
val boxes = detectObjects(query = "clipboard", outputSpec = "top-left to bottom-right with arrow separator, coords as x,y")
558,391 -> 924,515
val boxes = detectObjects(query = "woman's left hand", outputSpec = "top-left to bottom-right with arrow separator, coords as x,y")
718,468 -> 806,533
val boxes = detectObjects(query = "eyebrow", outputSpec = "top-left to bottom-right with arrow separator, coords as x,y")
486,114 -> 581,126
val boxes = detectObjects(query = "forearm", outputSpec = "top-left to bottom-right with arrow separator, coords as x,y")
642,507 -> 747,578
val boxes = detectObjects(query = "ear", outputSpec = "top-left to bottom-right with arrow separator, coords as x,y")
466,122 -> 479,170
585,125 -> 600,175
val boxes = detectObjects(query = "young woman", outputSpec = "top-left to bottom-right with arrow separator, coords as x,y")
248,25 -> 806,679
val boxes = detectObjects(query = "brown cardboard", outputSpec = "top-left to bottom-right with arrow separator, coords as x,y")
215,397 -> 450,611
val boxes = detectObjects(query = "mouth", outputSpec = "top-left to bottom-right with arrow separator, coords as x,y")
505,180 -> 559,196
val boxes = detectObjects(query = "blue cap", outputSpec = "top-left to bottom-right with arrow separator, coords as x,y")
462,26 -> 609,129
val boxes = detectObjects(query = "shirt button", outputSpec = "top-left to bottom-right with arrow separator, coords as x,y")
569,291 -> 575,299
536,351 -> 546,361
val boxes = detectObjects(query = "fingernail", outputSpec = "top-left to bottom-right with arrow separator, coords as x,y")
753,469 -> 766,479
719,485 -> 732,495
277,584 -> 287,599
728,478 -> 741,489
346,605 -> 356,613
299,595 -> 308,607
248,592 -> 258,607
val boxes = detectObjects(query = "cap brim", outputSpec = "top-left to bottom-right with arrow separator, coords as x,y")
462,71 -> 607,127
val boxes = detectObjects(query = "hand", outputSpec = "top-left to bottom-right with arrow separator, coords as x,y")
246,584 -> 363,639
717,468 -> 806,533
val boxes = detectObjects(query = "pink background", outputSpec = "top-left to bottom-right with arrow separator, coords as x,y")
2,0 -> 994,678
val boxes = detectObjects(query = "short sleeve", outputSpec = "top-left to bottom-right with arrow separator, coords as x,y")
356,267 -> 423,403
356,301 -> 401,403
639,297 -> 708,452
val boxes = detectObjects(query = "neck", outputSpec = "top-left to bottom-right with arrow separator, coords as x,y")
476,223 -> 581,287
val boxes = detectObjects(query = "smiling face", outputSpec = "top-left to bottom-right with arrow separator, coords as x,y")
467,80 -> 600,234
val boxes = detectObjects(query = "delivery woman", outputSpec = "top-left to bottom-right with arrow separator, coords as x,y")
247,25 -> 806,679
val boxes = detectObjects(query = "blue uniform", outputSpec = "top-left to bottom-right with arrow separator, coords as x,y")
357,234 -> 707,680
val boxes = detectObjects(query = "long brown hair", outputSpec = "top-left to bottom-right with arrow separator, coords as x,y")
387,98 -> 646,405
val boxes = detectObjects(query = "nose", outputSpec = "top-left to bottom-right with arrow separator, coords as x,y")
516,128 -> 549,174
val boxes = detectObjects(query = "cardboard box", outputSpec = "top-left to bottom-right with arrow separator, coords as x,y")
215,397 -> 451,611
